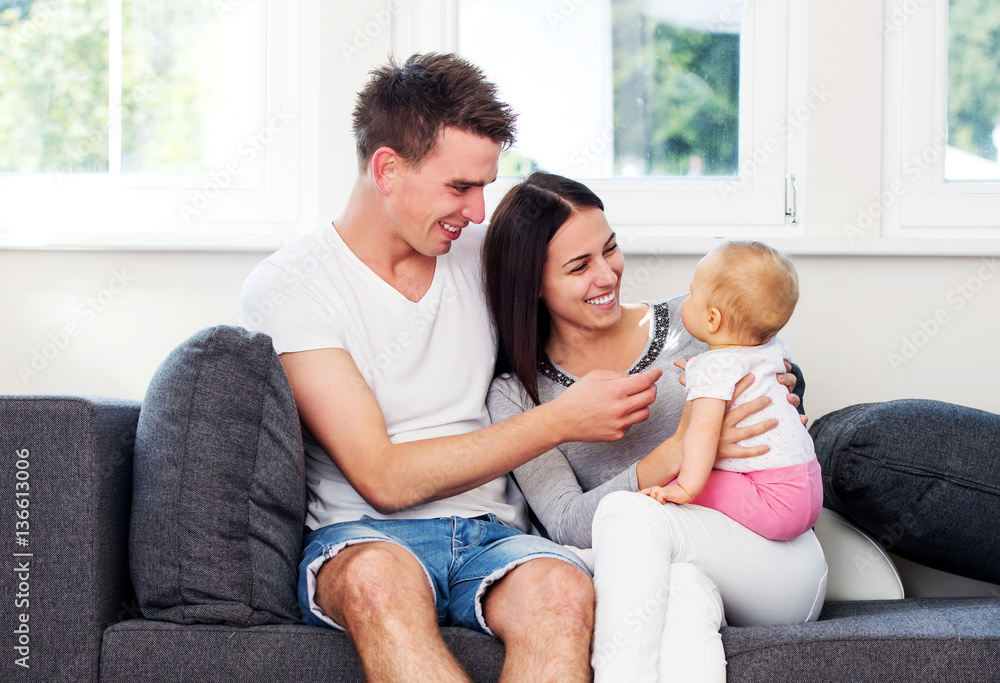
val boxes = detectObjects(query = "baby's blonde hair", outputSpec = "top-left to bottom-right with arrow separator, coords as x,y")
704,241 -> 799,345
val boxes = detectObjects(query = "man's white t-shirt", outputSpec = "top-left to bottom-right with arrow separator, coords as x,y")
240,222 -> 528,531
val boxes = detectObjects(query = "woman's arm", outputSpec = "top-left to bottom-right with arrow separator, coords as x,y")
488,379 -> 639,548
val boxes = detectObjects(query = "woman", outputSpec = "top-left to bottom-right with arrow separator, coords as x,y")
483,172 -> 827,682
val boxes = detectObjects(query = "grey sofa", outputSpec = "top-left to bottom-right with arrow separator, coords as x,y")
2,329 -> 999,682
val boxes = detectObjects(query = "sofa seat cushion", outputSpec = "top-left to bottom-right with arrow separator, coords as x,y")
100,620 -> 505,683
810,399 -> 1000,585
130,326 -> 306,626
100,599 -> 1000,683
723,598 -> 1000,682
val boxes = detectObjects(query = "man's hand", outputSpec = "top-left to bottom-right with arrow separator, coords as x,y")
550,367 -> 662,443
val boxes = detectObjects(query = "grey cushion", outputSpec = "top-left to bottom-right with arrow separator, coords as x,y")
101,621 -> 506,683
130,326 -> 306,625
724,598 -> 1000,682
810,399 -> 1000,584
100,600 -> 1000,683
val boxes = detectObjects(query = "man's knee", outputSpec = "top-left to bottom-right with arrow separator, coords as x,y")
488,558 -> 594,639
316,542 -> 431,624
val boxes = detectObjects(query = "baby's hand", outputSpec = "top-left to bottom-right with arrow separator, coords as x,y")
673,356 -> 692,387
640,484 -> 694,505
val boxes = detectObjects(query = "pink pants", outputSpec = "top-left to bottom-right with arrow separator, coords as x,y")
687,459 -> 823,541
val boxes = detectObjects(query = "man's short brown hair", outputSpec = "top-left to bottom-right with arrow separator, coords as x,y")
352,53 -> 517,170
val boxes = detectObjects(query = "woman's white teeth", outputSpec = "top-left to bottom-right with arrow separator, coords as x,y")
441,222 -> 460,233
587,292 -> 615,305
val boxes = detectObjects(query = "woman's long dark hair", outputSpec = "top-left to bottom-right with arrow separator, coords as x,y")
483,172 -> 604,406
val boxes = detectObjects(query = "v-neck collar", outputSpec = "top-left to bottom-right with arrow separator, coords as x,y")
328,223 -> 442,305
539,301 -> 671,387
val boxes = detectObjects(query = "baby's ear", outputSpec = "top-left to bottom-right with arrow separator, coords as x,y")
706,307 -> 723,333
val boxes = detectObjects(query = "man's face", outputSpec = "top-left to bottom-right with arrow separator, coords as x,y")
389,127 -> 502,256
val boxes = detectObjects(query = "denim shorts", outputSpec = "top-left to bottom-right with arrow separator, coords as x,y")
298,514 -> 591,635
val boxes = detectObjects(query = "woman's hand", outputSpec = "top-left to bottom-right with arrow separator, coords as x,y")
716,373 -> 776,460
778,360 -> 808,426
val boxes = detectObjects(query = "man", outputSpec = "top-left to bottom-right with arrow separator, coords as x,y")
240,53 -> 664,682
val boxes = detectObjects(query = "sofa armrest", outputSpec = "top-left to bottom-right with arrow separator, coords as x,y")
1,395 -> 140,682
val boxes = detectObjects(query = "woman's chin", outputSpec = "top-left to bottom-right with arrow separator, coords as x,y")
586,302 -> 622,325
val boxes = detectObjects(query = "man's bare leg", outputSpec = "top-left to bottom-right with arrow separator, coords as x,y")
314,541 -> 470,683
483,558 -> 595,683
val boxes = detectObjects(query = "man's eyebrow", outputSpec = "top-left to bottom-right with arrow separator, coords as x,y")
563,233 -> 617,268
449,176 -> 496,187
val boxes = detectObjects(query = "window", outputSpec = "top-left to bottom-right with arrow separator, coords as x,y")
0,0 -> 318,248
883,0 -> 1000,236
398,0 -> 800,245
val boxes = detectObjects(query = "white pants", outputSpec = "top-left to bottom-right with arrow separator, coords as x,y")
591,491 -> 828,683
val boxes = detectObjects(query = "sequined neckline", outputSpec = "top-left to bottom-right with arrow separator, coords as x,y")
538,301 -> 671,388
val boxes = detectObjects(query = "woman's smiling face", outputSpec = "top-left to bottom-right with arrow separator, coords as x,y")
540,208 -> 624,334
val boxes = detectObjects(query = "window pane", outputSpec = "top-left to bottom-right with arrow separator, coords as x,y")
0,0 -> 110,173
457,0 -> 741,178
121,0 -> 266,176
613,1 -> 740,177
946,0 -> 1000,181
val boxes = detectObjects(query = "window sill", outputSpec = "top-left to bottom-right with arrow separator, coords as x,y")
618,234 -> 1000,257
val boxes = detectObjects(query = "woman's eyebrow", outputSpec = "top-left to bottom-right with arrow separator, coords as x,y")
562,234 -> 617,268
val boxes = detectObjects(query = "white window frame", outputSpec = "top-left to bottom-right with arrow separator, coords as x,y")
882,0 -> 1000,240
0,0 -> 320,250
397,0 -> 804,251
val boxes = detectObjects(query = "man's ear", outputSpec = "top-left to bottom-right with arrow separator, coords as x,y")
706,307 -> 723,334
370,147 -> 399,193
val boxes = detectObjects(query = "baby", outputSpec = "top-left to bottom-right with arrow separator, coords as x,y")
642,240 -> 822,541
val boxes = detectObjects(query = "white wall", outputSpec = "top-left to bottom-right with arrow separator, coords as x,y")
5,249 -> 999,421
625,252 -> 1000,419
3,0 -> 1000,421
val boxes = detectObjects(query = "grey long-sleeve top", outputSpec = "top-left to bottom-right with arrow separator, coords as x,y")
486,297 -> 706,548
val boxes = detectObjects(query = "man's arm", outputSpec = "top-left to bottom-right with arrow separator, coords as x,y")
281,348 -> 662,513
